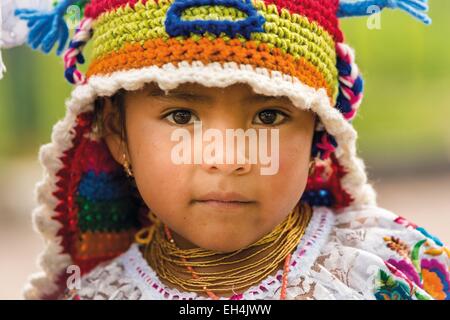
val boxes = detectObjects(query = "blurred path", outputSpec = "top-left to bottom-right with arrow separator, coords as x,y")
372,172 -> 450,242
0,159 -> 448,299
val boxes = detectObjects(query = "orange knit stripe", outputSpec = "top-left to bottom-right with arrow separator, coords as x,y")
74,229 -> 136,259
87,37 -> 335,98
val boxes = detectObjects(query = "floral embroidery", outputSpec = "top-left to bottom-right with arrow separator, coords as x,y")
421,259 -> 450,300
386,259 -> 420,287
374,270 -> 412,300
376,235 -> 450,300
394,216 -> 418,229
394,216 -> 444,246
383,236 -> 410,259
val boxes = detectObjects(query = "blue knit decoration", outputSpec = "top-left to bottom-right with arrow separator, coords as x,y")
78,171 -> 131,201
165,0 -> 266,39
338,0 -> 431,25
15,0 -> 79,55
301,189 -> 335,207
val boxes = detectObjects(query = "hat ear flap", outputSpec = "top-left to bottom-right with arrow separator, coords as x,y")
304,40 -> 365,209
337,0 -> 431,25
310,41 -> 363,164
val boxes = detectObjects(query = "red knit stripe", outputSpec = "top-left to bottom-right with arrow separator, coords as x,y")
84,0 -> 343,42
264,0 -> 343,42
84,0 -> 142,19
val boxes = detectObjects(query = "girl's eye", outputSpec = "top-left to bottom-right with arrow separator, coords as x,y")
164,109 -> 199,125
254,109 -> 288,126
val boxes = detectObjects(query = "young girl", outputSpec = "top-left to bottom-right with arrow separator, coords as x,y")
4,0 -> 448,300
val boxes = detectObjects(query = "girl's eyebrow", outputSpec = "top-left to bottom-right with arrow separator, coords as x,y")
147,87 -> 213,103
240,94 -> 290,105
146,87 -> 291,105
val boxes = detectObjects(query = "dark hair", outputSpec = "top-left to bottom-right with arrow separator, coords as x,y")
93,89 -> 128,146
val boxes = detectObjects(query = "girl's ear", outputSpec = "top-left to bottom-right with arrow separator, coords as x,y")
102,97 -> 126,165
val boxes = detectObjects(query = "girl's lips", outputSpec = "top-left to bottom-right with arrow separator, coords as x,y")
193,191 -> 256,209
195,191 -> 253,202
194,200 -> 255,209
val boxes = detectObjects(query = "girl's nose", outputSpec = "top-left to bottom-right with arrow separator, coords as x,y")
196,117 -> 253,175
203,159 -> 252,176
202,160 -> 252,176
200,144 -> 252,176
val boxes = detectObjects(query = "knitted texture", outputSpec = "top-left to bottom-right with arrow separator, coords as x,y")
84,0 -> 343,42
46,111 -> 142,280
67,0 -> 341,101
61,0 -> 367,129
88,1 -> 337,76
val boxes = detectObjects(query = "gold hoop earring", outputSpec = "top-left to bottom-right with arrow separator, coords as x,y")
122,153 -> 134,177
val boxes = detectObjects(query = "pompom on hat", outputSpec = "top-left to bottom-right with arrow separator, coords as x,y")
1,0 -> 431,299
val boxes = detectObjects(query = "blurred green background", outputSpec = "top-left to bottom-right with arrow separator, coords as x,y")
341,0 -> 450,172
1,1 -> 449,171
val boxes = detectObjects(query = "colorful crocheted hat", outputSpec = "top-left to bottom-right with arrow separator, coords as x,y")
1,0 -> 430,299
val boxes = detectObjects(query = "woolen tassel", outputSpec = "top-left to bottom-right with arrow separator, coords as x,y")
14,0 -> 79,55
338,0 -> 431,25
63,17 -> 93,85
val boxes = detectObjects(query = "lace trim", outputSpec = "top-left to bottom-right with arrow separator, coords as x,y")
118,206 -> 335,300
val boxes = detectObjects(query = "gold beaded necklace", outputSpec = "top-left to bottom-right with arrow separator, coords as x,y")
135,203 -> 312,299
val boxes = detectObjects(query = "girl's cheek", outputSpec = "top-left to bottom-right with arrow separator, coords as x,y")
269,152 -> 305,196
272,136 -> 310,196
134,128 -> 189,191
277,133 -> 310,175
130,120 -> 170,158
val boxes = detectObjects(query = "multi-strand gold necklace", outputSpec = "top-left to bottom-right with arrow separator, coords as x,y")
135,202 -> 312,299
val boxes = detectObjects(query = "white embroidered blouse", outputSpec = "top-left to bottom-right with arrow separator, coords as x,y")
62,205 -> 449,300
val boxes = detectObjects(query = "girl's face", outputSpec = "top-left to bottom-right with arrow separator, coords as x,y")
103,82 -> 316,252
